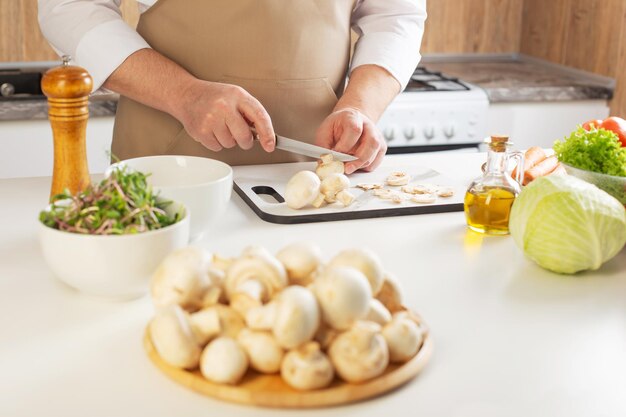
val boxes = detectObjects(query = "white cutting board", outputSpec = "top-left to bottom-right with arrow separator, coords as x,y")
233,161 -> 466,224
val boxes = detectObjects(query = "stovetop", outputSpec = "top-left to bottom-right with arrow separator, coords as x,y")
404,67 -> 471,93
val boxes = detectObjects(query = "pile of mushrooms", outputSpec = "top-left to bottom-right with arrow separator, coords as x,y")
148,243 -> 426,390
285,154 -> 355,209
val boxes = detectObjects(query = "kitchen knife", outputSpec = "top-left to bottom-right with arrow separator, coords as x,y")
274,134 -> 357,162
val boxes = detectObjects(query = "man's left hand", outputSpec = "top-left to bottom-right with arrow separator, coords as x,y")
315,107 -> 387,174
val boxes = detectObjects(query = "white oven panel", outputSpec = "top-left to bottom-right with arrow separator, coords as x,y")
378,85 -> 490,149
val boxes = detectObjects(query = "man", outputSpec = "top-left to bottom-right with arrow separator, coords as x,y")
39,0 -> 426,174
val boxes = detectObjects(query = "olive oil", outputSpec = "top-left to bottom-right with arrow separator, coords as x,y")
464,187 -> 516,235
464,135 -> 524,235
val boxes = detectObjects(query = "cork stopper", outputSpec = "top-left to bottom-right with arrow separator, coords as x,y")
486,134 -> 511,152
41,56 -> 93,99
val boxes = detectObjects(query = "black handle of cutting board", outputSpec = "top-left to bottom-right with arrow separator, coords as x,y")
234,183 -> 465,225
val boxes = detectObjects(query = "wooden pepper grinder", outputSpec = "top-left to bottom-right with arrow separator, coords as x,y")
41,56 -> 93,200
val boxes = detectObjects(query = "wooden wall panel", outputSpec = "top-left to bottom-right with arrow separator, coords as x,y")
609,5 -> 626,116
0,1 -> 27,62
0,0 -> 140,62
521,0 -> 626,116
519,0 -> 571,63
421,0 -> 524,54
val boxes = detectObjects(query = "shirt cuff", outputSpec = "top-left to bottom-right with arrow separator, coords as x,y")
75,19 -> 151,92
350,31 -> 421,91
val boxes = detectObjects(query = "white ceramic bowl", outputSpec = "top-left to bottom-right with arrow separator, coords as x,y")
39,202 -> 190,299
108,156 -> 233,241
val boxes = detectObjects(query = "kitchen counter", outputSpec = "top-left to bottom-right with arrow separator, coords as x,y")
422,54 -> 615,103
0,94 -> 118,121
1,152 -> 625,417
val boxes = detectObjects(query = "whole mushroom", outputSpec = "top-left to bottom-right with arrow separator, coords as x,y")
237,329 -> 284,374
328,248 -> 384,295
285,171 -> 321,209
149,304 -> 221,369
276,242 -> 323,286
151,246 -> 216,311
201,304 -> 245,339
382,312 -> 424,363
376,272 -> 404,313
225,246 -> 288,316
200,337 -> 249,385
281,342 -> 334,390
311,266 -> 372,330
366,299 -> 392,325
320,173 -> 350,203
245,285 -> 320,349
328,321 -> 389,383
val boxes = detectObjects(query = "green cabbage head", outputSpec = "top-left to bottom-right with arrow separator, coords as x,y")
509,175 -> 626,274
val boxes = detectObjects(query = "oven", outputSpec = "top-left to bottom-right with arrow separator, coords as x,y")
377,67 -> 489,153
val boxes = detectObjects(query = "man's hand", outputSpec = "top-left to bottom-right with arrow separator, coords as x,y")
315,108 -> 386,174
314,65 -> 401,174
173,79 -> 275,152
104,49 -> 275,153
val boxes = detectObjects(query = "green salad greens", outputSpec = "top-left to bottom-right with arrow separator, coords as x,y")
39,167 -> 182,235
553,126 -> 626,177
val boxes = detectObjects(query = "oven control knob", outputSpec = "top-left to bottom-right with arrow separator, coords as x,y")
383,126 -> 397,142
404,126 -> 416,140
423,125 -> 435,140
443,124 -> 456,139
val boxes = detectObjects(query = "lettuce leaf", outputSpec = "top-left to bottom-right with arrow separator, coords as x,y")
553,127 -> 626,177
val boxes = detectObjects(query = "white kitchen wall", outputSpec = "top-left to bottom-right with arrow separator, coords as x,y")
487,101 -> 610,149
0,116 -> 114,179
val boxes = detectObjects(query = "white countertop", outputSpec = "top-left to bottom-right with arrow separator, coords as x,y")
1,152 -> 625,417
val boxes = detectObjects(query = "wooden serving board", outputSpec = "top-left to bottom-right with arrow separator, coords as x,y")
232,161 -> 466,224
144,324 -> 433,408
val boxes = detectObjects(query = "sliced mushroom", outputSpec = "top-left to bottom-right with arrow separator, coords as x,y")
285,171 -> 322,209
315,154 -> 344,180
245,286 -> 320,349
436,187 -> 455,197
149,305 -> 221,369
276,242 -> 323,286
225,246 -> 288,316
365,299 -> 392,325
328,248 -> 385,295
411,194 -> 437,204
200,337 -> 249,385
356,183 -> 384,191
386,172 -> 411,186
328,321 -> 389,383
376,272 -> 404,313
281,342 -> 334,390
311,266 -> 371,330
151,246 -> 213,312
382,312 -> 424,363
237,329 -> 284,374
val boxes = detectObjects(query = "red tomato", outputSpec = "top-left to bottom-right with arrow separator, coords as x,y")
600,117 -> 626,147
582,119 -> 603,130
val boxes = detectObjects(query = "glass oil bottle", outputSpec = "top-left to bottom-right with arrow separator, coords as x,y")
464,135 -> 524,235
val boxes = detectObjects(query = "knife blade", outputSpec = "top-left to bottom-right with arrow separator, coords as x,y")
275,135 -> 357,162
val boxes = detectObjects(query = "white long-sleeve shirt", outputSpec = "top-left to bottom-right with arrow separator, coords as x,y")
38,0 -> 426,92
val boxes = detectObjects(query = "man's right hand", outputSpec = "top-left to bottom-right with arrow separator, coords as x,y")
103,49 -> 276,153
173,79 -> 276,152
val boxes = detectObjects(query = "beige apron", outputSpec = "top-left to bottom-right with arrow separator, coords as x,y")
112,0 -> 355,165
